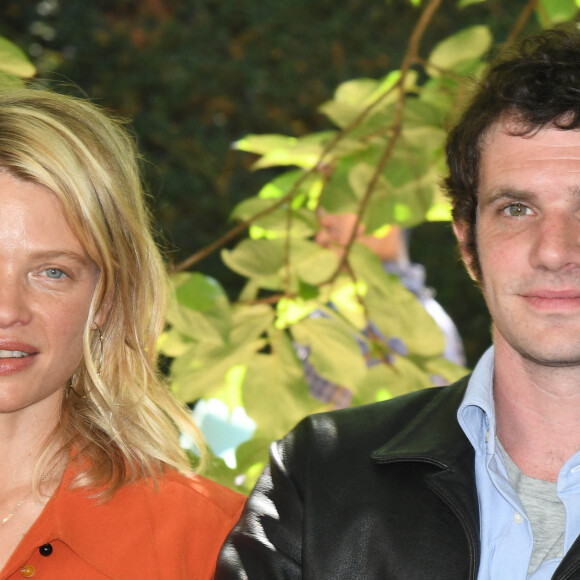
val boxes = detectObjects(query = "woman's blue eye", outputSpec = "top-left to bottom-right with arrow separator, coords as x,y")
45,268 -> 65,279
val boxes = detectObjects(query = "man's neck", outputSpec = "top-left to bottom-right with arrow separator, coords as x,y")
494,339 -> 580,482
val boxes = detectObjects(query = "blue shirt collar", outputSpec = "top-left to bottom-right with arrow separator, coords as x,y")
457,346 -> 496,456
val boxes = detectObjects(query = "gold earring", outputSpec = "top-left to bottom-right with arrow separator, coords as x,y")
94,322 -> 104,377
67,375 -> 86,400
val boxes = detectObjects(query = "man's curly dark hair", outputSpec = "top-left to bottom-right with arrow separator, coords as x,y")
445,25 -> 580,280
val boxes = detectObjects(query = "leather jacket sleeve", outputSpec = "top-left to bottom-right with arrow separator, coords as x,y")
215,431 -> 304,579
215,381 -> 480,580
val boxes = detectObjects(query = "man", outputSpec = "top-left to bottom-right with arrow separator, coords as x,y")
216,27 -> 580,579
301,214 -> 465,407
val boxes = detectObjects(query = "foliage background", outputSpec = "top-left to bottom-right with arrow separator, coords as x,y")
1,0 -> 577,490
0,0 -> 523,364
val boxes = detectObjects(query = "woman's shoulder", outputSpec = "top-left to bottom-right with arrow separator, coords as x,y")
59,467 -> 246,541
8,468 -> 245,580
125,470 -> 245,577
145,469 -> 246,524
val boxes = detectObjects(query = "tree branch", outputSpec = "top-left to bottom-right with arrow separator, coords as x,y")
331,0 -> 443,280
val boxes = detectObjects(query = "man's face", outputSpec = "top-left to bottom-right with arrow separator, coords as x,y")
455,123 -> 580,367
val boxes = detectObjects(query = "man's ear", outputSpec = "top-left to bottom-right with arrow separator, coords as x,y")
452,220 -> 478,282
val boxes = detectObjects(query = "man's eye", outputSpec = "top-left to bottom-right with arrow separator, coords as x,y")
505,203 -> 530,217
44,268 -> 66,279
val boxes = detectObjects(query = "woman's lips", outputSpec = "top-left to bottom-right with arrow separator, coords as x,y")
0,342 -> 38,375
0,353 -> 36,375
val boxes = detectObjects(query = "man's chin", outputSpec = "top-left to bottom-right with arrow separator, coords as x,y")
519,348 -> 580,369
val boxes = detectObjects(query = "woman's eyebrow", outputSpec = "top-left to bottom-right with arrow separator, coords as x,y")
28,249 -> 90,266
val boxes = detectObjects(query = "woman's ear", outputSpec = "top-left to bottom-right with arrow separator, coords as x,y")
92,290 -> 113,329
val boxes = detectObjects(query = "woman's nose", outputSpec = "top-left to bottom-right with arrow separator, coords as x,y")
0,277 -> 31,328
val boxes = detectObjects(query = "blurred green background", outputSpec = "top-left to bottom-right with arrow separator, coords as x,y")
1,0 -> 549,366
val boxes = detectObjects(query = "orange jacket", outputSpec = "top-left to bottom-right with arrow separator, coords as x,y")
1,466 -> 245,579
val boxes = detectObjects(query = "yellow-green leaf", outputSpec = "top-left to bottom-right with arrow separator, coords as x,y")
428,26 -> 492,75
0,37 -> 35,78
291,317 -> 367,389
539,0 -> 578,23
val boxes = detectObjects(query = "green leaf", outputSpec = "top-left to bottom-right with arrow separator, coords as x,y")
457,0 -> 485,7
156,327 -> 193,358
291,317 -> 367,389
251,207 -> 318,241
348,244 -> 446,358
0,71 -> 27,89
246,132 -> 337,171
222,238 -> 286,279
230,304 -> 275,346
298,279 -> 320,301
174,272 -> 227,312
319,157 -> 360,214
428,26 -> 492,75
328,276 -> 367,330
254,170 -> 324,214
319,70 -> 407,129
351,359 -> 433,407
0,37 -> 35,78
230,196 -> 280,222
402,125 -> 446,151
539,0 -> 578,23
170,339 -> 265,403
253,142 -> 322,170
320,78 -> 383,128
402,98 -> 447,129
165,300 -> 230,345
275,296 -> 320,328
230,436 -> 272,493
223,237 -> 339,292
166,274 -> 232,344
234,134 -> 297,155
347,157 -> 441,230
349,161 -> 390,201
426,200 -> 453,221
291,239 -> 340,285
242,335 -> 322,439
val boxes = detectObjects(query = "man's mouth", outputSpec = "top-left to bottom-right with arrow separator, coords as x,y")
521,289 -> 580,311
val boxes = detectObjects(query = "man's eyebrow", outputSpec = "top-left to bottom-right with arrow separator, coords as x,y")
481,185 -> 580,208
479,188 -> 536,209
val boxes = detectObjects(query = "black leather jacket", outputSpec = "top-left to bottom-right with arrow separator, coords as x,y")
216,377 -> 580,579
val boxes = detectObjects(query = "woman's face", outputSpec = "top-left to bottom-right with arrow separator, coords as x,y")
0,172 -> 99,417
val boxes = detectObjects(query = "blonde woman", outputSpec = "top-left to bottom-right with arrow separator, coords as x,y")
0,87 -> 244,579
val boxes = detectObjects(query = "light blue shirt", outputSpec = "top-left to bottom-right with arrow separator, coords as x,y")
458,347 -> 580,579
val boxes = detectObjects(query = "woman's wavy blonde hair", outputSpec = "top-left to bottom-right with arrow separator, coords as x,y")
0,87 -> 204,498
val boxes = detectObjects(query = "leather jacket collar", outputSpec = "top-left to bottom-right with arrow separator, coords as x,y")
371,375 -> 471,467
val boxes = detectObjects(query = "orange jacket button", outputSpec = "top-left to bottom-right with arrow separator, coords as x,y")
20,565 -> 35,577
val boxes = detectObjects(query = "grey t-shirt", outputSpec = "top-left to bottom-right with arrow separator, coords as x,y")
497,439 -> 565,577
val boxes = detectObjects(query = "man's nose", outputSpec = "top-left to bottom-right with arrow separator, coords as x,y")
530,212 -> 580,272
